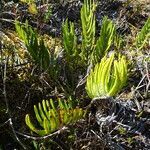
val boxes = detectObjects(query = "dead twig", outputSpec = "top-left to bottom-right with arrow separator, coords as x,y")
16,126 -> 68,140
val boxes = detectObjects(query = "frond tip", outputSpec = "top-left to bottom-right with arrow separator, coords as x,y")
86,53 -> 128,99
25,99 -> 85,136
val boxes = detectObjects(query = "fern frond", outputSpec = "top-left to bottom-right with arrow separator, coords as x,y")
25,99 -> 85,136
86,53 -> 128,99
62,19 -> 78,61
80,0 -> 96,63
135,17 -> 150,50
15,20 -> 49,68
15,20 -> 59,78
94,16 -> 116,62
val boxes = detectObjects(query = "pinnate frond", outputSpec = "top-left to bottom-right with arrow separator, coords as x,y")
94,16 -> 116,62
81,0 -> 96,62
15,20 -> 59,78
25,99 -> 85,136
62,19 -> 78,60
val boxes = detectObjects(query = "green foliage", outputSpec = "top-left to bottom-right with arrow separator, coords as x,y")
86,53 -> 127,99
15,20 -> 59,78
25,99 -> 85,136
80,0 -> 96,63
60,0 -> 119,93
94,16 -> 116,62
62,19 -> 80,91
62,0 -> 118,66
135,17 -> 150,50
62,19 -> 78,61
80,0 -> 117,64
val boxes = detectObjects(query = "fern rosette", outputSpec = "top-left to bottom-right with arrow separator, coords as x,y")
86,53 -> 127,99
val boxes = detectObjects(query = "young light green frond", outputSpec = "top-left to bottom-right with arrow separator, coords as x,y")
86,68 -> 97,98
108,60 -> 121,96
25,114 -> 46,136
86,53 -> 128,99
102,54 -> 114,93
25,114 -> 37,132
135,18 -> 150,50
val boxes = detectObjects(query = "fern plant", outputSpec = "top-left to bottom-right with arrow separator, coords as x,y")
15,20 -> 59,78
135,17 -> 150,50
86,53 -> 127,99
94,16 -> 116,63
80,0 -> 96,63
25,99 -> 85,136
62,0 -> 118,65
